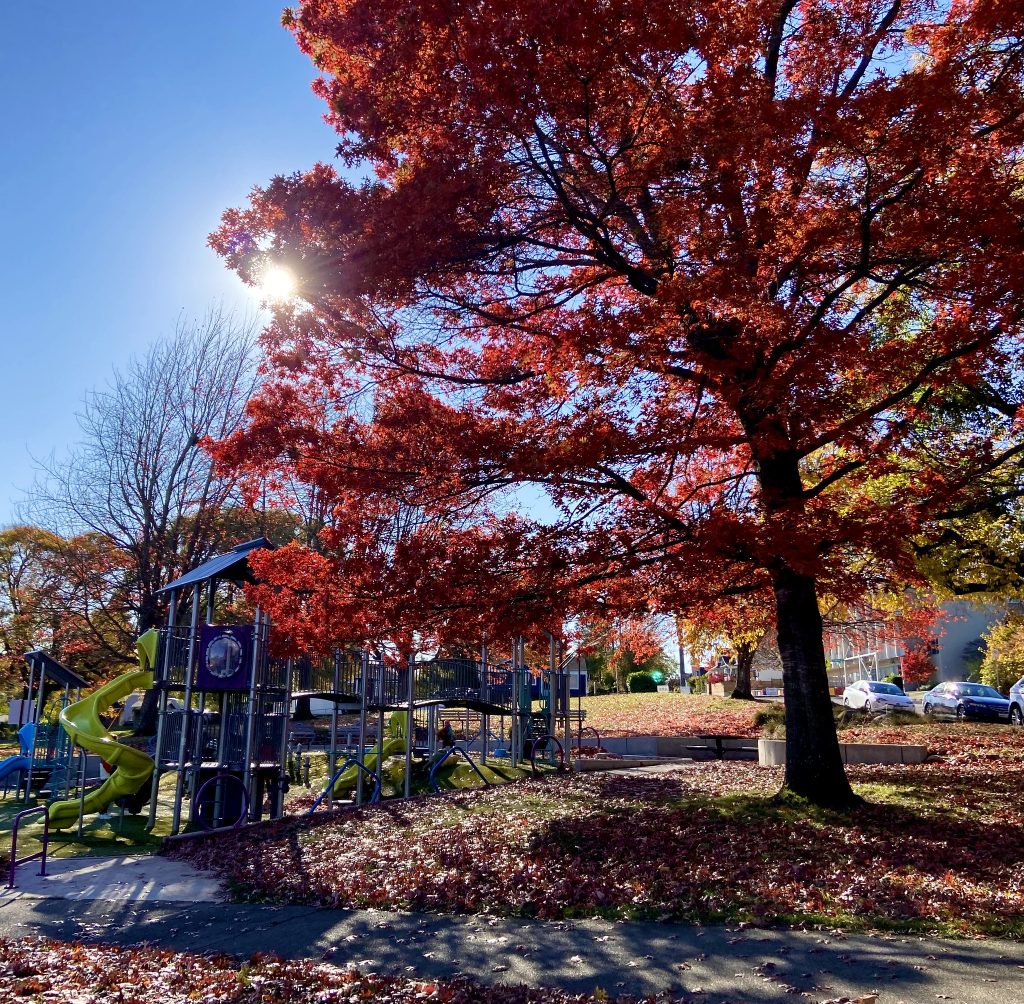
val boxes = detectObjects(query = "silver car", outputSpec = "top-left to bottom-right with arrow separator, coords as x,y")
1009,677 -> 1024,726
842,679 -> 917,713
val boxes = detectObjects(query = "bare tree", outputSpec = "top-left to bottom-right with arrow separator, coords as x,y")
27,308 -> 261,678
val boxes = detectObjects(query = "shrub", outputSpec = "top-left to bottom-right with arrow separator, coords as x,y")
687,675 -> 707,695
627,671 -> 658,693
882,673 -> 905,692
753,703 -> 785,736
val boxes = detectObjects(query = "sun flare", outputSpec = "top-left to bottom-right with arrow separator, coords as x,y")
258,264 -> 297,303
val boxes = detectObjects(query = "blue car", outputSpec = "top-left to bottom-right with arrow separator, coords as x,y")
922,681 -> 1010,722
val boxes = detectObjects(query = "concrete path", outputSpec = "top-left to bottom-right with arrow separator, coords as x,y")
0,861 -> 1021,1003
0,854 -> 222,903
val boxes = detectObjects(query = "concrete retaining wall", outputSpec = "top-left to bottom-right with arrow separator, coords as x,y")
757,738 -> 927,766
599,736 -> 758,757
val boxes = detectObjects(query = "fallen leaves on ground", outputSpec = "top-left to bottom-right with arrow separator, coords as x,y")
171,726 -> 1024,936
581,694 -> 763,737
0,938 -> 830,1003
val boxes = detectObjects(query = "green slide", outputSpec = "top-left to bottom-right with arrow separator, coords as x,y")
331,712 -> 408,797
48,631 -> 159,830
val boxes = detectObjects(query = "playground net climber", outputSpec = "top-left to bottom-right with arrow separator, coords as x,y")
7,538 -> 590,838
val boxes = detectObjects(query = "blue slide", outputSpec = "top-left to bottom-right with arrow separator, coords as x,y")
0,755 -> 30,782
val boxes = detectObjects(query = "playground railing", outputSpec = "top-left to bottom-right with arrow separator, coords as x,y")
192,772 -> 251,831
429,744 -> 491,792
574,726 -> 602,751
8,805 -> 49,889
529,734 -> 566,773
309,758 -> 381,813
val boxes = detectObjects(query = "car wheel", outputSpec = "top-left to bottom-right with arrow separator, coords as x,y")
1010,705 -> 1024,726
923,702 -> 933,716
843,697 -> 850,708
956,704 -> 967,722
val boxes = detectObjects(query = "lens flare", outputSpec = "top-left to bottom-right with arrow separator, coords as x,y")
258,264 -> 297,303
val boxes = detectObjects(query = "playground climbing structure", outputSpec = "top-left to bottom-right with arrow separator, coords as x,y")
145,538 -> 587,834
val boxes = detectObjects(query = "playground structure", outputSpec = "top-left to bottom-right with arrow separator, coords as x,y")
1,652 -> 86,807
140,538 -> 589,834
4,538 -> 590,839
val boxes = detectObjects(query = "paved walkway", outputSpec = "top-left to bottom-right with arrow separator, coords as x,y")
1,855 -> 1021,1002
1,854 -> 222,903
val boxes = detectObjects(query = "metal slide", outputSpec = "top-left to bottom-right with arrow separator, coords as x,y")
47,631 -> 159,830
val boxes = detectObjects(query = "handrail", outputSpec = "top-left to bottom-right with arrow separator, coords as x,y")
429,744 -> 490,792
8,805 -> 49,889
309,758 -> 381,813
191,772 -> 250,831
529,733 -> 566,773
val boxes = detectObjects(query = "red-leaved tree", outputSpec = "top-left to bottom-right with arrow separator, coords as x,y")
211,0 -> 1024,806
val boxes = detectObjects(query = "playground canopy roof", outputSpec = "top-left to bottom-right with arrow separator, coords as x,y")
158,537 -> 276,595
23,650 -> 89,690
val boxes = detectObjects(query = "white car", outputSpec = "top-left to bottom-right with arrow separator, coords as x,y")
842,680 -> 916,713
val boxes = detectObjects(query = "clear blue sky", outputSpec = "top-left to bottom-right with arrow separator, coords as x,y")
0,3 -> 337,525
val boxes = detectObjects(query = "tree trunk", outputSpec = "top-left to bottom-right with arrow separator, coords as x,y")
731,641 -> 755,700
133,686 -> 160,736
773,564 -> 858,807
750,441 -> 858,808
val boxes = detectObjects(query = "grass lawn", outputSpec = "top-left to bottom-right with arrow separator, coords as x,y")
171,725 -> 1024,938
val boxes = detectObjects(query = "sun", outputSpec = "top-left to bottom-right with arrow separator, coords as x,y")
257,264 -> 297,303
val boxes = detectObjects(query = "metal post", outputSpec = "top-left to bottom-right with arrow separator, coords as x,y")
61,685 -> 72,800
403,654 -> 415,798
19,656 -> 36,803
170,585 -> 201,835
329,651 -> 341,808
548,632 -> 557,741
274,654 -> 292,818
480,638 -> 489,764
76,744 -> 87,838
242,608 -> 262,820
375,657 -> 385,796
23,656 -> 36,727
510,638 -> 519,769
148,589 -> 178,829
561,640 -> 571,755
25,661 -> 46,805
355,649 -> 369,805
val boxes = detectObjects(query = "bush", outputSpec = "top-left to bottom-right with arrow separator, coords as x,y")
753,703 -> 785,736
627,671 -> 658,693
882,673 -> 905,692
687,675 -> 707,695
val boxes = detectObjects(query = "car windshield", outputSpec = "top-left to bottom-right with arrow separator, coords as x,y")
957,684 -> 1003,699
868,682 -> 903,694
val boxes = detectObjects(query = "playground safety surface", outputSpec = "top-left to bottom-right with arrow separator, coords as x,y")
0,855 -> 1022,1003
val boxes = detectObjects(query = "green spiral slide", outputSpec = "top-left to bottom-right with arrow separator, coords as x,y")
47,630 -> 159,830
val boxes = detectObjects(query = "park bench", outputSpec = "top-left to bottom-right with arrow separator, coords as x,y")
682,735 -> 756,760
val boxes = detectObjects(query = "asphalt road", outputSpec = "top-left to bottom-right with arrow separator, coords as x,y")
0,893 -> 1021,1003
